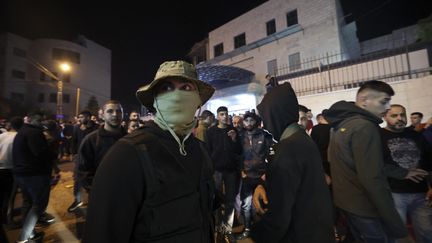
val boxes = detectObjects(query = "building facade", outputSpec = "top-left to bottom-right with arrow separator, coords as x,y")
189,0 -> 359,114
0,32 -> 111,120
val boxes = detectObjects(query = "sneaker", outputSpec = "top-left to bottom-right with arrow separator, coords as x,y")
16,231 -> 45,243
67,200 -> 83,212
223,232 -> 237,243
235,228 -> 250,240
37,212 -> 55,225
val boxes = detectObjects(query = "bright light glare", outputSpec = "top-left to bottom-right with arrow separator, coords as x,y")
60,63 -> 71,72
206,93 -> 256,114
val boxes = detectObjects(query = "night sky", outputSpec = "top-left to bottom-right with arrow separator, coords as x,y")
2,0 -> 431,111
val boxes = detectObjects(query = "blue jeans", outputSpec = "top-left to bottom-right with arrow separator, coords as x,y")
343,210 -> 396,243
239,177 -> 260,229
392,192 -> 432,243
14,174 -> 51,241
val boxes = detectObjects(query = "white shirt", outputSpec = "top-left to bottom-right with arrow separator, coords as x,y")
0,131 -> 17,169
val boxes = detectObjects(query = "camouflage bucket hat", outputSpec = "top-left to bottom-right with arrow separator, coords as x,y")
136,60 -> 215,111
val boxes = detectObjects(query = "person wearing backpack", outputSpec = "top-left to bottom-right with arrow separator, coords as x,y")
83,60 -> 216,243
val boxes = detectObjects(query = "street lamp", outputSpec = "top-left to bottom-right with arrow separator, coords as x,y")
25,57 -> 71,122
56,62 -> 71,122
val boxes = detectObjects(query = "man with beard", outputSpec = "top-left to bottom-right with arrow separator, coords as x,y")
381,104 -> 432,243
68,110 -> 97,212
235,112 -> 273,240
78,100 -> 127,191
83,60 -> 215,243
250,82 -> 334,243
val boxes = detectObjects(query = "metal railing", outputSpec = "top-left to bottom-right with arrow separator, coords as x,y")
274,41 -> 432,96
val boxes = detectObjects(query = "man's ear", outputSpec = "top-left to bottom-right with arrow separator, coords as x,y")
356,95 -> 368,108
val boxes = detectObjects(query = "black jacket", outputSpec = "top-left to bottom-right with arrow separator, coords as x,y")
70,121 -> 97,154
206,125 -> 242,172
78,126 -> 127,189
241,128 -> 274,178
12,124 -> 57,175
251,83 -> 334,243
83,121 -> 214,243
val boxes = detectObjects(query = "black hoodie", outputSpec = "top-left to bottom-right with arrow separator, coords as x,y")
323,100 -> 408,238
251,83 -> 334,243
256,83 -> 299,141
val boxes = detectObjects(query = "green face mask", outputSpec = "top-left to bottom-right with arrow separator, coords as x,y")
153,89 -> 202,156
153,89 -> 201,128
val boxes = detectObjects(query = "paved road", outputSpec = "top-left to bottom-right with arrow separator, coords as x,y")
6,160 -> 88,243
6,160 -> 254,243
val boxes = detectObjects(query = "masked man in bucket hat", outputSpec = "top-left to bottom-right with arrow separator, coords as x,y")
83,60 -> 216,243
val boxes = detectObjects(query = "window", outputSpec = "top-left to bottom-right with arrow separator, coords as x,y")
286,9 -> 298,27
40,72 -> 46,81
13,47 -> 27,58
214,43 -> 224,57
266,19 -> 276,36
234,33 -> 246,49
52,48 -> 80,64
12,69 -> 25,79
11,92 -> 24,103
38,93 -> 45,103
289,52 -> 301,71
63,94 -> 70,103
267,59 -> 278,76
49,93 -> 57,103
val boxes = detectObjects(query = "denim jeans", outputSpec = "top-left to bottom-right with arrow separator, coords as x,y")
392,192 -> 432,243
14,174 -> 51,241
343,210 -> 396,243
239,177 -> 261,229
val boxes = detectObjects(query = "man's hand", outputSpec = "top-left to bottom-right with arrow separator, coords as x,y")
404,169 -> 428,183
227,129 -> 237,141
253,185 -> 268,215
241,171 -> 247,178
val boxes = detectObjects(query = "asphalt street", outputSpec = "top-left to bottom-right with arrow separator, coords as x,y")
5,160 -> 254,243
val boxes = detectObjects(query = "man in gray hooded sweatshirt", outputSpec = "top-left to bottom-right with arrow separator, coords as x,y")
250,82 -> 334,243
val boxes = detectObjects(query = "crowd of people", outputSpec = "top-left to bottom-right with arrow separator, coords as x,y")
0,60 -> 431,243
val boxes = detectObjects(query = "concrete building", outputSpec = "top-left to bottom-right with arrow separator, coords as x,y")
0,32 -> 111,120
189,0 -> 359,114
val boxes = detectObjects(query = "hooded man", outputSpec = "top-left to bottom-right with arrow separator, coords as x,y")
323,80 -> 410,242
83,60 -> 215,243
250,82 -> 334,243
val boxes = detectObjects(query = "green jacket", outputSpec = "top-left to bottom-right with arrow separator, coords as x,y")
324,101 -> 408,238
